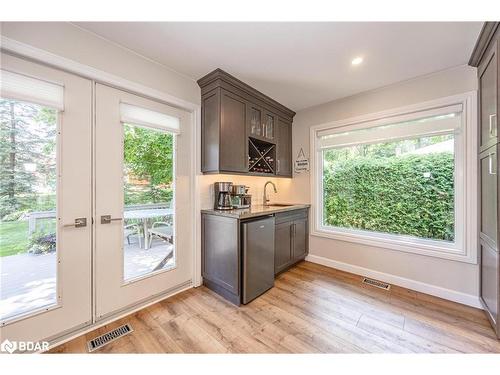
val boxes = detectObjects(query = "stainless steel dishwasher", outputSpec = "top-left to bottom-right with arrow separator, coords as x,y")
241,215 -> 275,304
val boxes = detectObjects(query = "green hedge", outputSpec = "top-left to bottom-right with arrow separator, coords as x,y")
323,152 -> 454,241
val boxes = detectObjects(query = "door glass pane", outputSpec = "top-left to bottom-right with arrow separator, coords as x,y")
0,98 -> 58,321
123,123 -> 175,281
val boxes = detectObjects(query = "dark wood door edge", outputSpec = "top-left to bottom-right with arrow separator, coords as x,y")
469,22 -> 500,67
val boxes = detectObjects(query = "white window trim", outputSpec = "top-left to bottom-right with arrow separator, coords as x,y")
310,91 -> 478,264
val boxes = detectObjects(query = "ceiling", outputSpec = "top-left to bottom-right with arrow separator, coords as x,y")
74,22 -> 482,111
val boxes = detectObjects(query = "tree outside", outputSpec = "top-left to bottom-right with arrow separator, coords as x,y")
123,123 -> 174,206
0,99 -> 57,257
0,101 -> 174,257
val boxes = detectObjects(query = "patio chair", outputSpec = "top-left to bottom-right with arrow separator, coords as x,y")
124,223 -> 142,248
147,221 -> 173,248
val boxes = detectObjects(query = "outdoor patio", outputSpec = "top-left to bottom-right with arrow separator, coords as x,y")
0,238 -> 174,321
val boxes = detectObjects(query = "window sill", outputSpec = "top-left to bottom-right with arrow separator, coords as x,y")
311,226 -> 477,264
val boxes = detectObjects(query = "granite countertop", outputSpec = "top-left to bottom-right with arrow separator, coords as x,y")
201,203 -> 310,219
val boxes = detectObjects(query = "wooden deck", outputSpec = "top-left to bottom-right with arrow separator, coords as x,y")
50,261 -> 500,353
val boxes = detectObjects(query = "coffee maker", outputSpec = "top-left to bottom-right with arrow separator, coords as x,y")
214,182 -> 233,210
231,185 -> 252,209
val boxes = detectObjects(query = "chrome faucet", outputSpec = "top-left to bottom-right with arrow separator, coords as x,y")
263,181 -> 277,206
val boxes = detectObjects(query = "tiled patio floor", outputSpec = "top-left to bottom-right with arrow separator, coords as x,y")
0,239 -> 173,321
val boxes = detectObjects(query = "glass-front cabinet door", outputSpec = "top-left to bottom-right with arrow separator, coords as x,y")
263,110 -> 276,141
247,103 -> 263,138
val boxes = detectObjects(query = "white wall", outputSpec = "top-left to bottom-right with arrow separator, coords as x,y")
0,22 -> 200,105
279,65 -> 481,306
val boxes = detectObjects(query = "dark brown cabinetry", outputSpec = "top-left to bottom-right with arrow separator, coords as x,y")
274,209 -> 309,275
198,69 -> 295,177
479,44 -> 498,152
276,117 -> 292,176
202,207 -> 309,305
470,22 -> 500,338
201,215 -> 240,304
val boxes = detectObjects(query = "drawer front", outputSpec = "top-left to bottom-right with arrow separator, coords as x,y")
275,208 -> 308,224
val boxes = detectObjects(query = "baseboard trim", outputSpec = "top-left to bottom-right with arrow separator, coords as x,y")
305,254 -> 482,309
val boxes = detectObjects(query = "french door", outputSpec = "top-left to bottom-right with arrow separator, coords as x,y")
1,56 -> 194,347
0,54 -> 92,344
94,84 -> 193,321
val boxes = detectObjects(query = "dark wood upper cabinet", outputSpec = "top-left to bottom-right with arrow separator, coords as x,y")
219,89 -> 248,173
276,117 -> 292,177
479,44 -> 498,152
198,69 -> 295,177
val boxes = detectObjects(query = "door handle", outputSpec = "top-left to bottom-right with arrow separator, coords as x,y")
63,217 -> 87,228
489,153 -> 496,175
489,114 -> 497,137
100,215 -> 123,224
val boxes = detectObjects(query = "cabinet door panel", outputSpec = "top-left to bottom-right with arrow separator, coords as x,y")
263,110 -> 277,141
201,91 -> 220,172
247,103 -> 264,138
220,89 -> 247,172
202,215 -> 240,295
481,242 -> 498,322
293,218 -> 308,260
479,45 -> 498,151
480,147 -> 498,246
275,222 -> 292,274
277,118 -> 292,177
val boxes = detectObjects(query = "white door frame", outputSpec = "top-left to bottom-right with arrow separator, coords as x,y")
0,37 -> 203,347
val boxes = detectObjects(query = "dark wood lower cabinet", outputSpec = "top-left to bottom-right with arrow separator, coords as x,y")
481,242 -> 499,323
293,217 -> 308,259
202,208 -> 309,305
274,222 -> 293,274
274,210 -> 309,275
201,215 -> 241,305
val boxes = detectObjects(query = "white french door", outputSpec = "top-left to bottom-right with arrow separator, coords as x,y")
0,54 -> 93,343
1,57 -> 194,347
94,84 -> 193,321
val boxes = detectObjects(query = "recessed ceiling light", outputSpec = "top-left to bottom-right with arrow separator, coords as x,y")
351,57 -> 363,65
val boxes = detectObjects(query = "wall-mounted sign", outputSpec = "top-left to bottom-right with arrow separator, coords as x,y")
294,148 -> 309,173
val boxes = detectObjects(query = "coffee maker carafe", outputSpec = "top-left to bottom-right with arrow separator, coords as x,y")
214,182 -> 233,210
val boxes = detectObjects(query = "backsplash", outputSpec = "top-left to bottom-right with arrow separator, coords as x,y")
198,174 -> 284,209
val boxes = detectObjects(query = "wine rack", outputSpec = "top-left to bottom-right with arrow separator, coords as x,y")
248,137 -> 275,174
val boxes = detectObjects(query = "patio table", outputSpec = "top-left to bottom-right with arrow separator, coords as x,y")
124,208 -> 173,249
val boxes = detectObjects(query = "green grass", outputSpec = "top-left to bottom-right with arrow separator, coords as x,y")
0,221 -> 29,257
0,219 -> 56,257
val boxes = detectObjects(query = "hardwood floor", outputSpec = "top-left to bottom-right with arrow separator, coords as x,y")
49,261 -> 500,353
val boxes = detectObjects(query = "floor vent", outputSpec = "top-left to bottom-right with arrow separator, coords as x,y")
87,324 -> 133,352
362,277 -> 391,291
